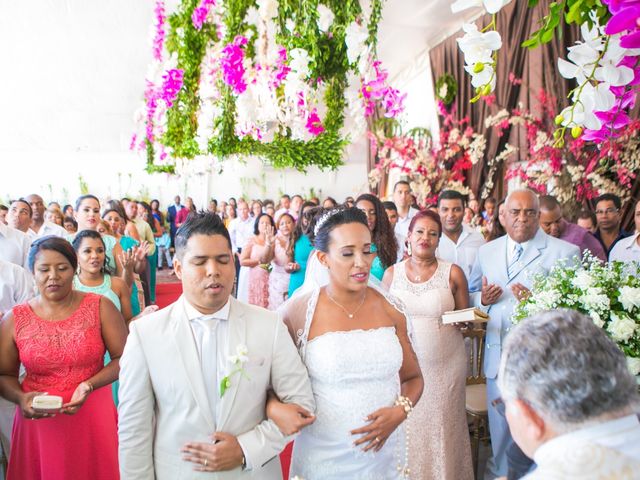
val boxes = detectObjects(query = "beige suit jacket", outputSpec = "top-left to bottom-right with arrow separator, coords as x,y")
118,296 -> 315,479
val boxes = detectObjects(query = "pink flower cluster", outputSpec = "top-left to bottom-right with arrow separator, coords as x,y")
271,47 -> 291,88
221,36 -> 248,94
161,69 -> 185,107
305,109 -> 325,136
361,61 -> 406,118
583,1 -> 640,142
152,0 -> 166,61
192,0 -> 216,30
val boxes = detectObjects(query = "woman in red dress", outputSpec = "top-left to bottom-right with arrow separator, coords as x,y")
0,236 -> 127,480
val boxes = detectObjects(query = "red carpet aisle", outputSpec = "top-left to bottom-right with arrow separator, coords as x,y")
151,277 -> 294,479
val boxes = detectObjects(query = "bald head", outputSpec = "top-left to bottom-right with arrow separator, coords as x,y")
504,189 -> 540,243
26,193 -> 46,224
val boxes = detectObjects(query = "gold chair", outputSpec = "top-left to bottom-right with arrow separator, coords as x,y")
463,326 -> 489,479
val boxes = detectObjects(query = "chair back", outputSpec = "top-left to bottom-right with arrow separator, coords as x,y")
463,327 -> 486,385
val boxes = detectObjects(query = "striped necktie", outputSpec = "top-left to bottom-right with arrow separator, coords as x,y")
507,243 -> 523,280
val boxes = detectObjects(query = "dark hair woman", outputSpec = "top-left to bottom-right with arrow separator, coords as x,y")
0,236 -> 127,479
239,213 -> 276,308
355,194 -> 398,280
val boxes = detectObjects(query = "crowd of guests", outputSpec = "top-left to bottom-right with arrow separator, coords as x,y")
0,184 -> 639,480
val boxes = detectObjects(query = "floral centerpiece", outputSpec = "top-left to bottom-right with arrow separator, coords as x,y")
513,254 -> 640,375
132,0 -> 405,174
368,110 -> 486,206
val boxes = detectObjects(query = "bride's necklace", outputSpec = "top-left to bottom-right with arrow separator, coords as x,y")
326,290 -> 367,319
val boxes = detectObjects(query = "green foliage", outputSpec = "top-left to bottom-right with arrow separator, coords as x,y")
147,0 -> 381,174
522,0 -> 610,49
434,73 -> 457,105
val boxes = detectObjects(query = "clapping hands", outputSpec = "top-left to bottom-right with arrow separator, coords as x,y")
480,276 -> 503,306
264,226 -> 276,246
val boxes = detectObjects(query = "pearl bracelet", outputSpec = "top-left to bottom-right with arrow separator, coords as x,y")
394,395 -> 413,417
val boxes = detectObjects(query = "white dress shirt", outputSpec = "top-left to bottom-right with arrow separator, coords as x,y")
527,414 -> 640,480
436,224 -> 485,279
394,207 -> 419,260
34,220 -> 68,239
0,222 -> 31,269
229,217 -> 254,252
609,232 -> 640,263
184,298 -> 252,468
0,260 -> 34,314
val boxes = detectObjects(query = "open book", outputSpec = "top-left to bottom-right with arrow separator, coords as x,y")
442,307 -> 489,324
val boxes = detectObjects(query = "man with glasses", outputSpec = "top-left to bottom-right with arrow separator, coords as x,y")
593,193 -> 632,258
468,189 -> 579,479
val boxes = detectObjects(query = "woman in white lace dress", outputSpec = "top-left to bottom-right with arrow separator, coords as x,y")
383,209 -> 474,480
272,207 -> 423,480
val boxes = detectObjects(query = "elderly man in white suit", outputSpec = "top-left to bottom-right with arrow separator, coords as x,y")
468,189 -> 579,479
499,310 -> 640,479
118,211 -> 315,479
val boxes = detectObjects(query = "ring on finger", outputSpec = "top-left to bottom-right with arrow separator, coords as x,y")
375,436 -> 381,443
203,459 -> 208,467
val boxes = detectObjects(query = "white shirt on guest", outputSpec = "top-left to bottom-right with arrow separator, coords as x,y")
0,259 -> 34,314
34,221 -> 68,239
229,216 -> 254,253
0,222 -> 31,269
530,414 -> 640,477
394,207 -> 419,259
436,224 -> 485,279
609,232 -> 640,263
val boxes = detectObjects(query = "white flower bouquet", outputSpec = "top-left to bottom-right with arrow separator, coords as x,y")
513,254 -> 640,374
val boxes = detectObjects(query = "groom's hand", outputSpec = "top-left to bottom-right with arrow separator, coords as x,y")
181,432 -> 245,472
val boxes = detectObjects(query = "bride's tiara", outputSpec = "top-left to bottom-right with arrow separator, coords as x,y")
313,208 -> 343,236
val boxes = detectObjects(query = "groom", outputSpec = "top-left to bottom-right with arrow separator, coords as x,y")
118,211 -> 315,479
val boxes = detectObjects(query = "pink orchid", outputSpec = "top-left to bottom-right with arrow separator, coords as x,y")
306,109 -> 325,136
153,0 -> 166,61
192,0 -> 216,30
161,69 -> 184,107
220,36 -> 248,94
272,47 -> 291,87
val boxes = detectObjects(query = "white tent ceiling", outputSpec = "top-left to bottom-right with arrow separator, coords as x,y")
0,1 -> 479,199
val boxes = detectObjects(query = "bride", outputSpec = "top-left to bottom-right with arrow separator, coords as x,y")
271,207 -> 423,479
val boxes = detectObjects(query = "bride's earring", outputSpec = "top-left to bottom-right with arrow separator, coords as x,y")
407,243 -> 412,257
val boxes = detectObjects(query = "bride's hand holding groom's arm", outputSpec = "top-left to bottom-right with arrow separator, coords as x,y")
266,390 -> 315,435
351,300 -> 424,453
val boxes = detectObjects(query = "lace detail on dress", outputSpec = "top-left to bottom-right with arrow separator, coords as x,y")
297,287 -> 320,358
14,293 -> 105,394
391,260 -> 452,296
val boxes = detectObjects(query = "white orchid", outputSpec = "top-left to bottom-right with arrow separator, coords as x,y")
317,4 -> 335,32
560,83 -> 615,130
345,21 -> 369,64
557,42 -> 601,85
228,343 -> 249,365
457,23 -> 501,64
595,35 -> 635,87
451,0 -> 512,14
258,0 -> 278,20
289,48 -> 311,78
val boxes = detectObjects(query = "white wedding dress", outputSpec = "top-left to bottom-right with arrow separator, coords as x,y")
283,287 -> 405,480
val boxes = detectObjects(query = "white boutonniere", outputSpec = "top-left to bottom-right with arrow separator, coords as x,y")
219,344 -> 250,397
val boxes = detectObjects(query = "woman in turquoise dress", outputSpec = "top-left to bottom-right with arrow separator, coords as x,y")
72,230 -> 131,405
356,194 -> 398,280
288,202 -> 318,297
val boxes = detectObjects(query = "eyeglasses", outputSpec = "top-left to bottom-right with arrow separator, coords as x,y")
508,209 -> 538,218
595,208 -> 619,216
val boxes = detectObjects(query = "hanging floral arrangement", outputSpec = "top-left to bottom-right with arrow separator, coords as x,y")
131,0 -> 404,174
434,74 -> 457,106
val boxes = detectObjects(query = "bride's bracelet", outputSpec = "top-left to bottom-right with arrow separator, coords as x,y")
394,395 -> 413,418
